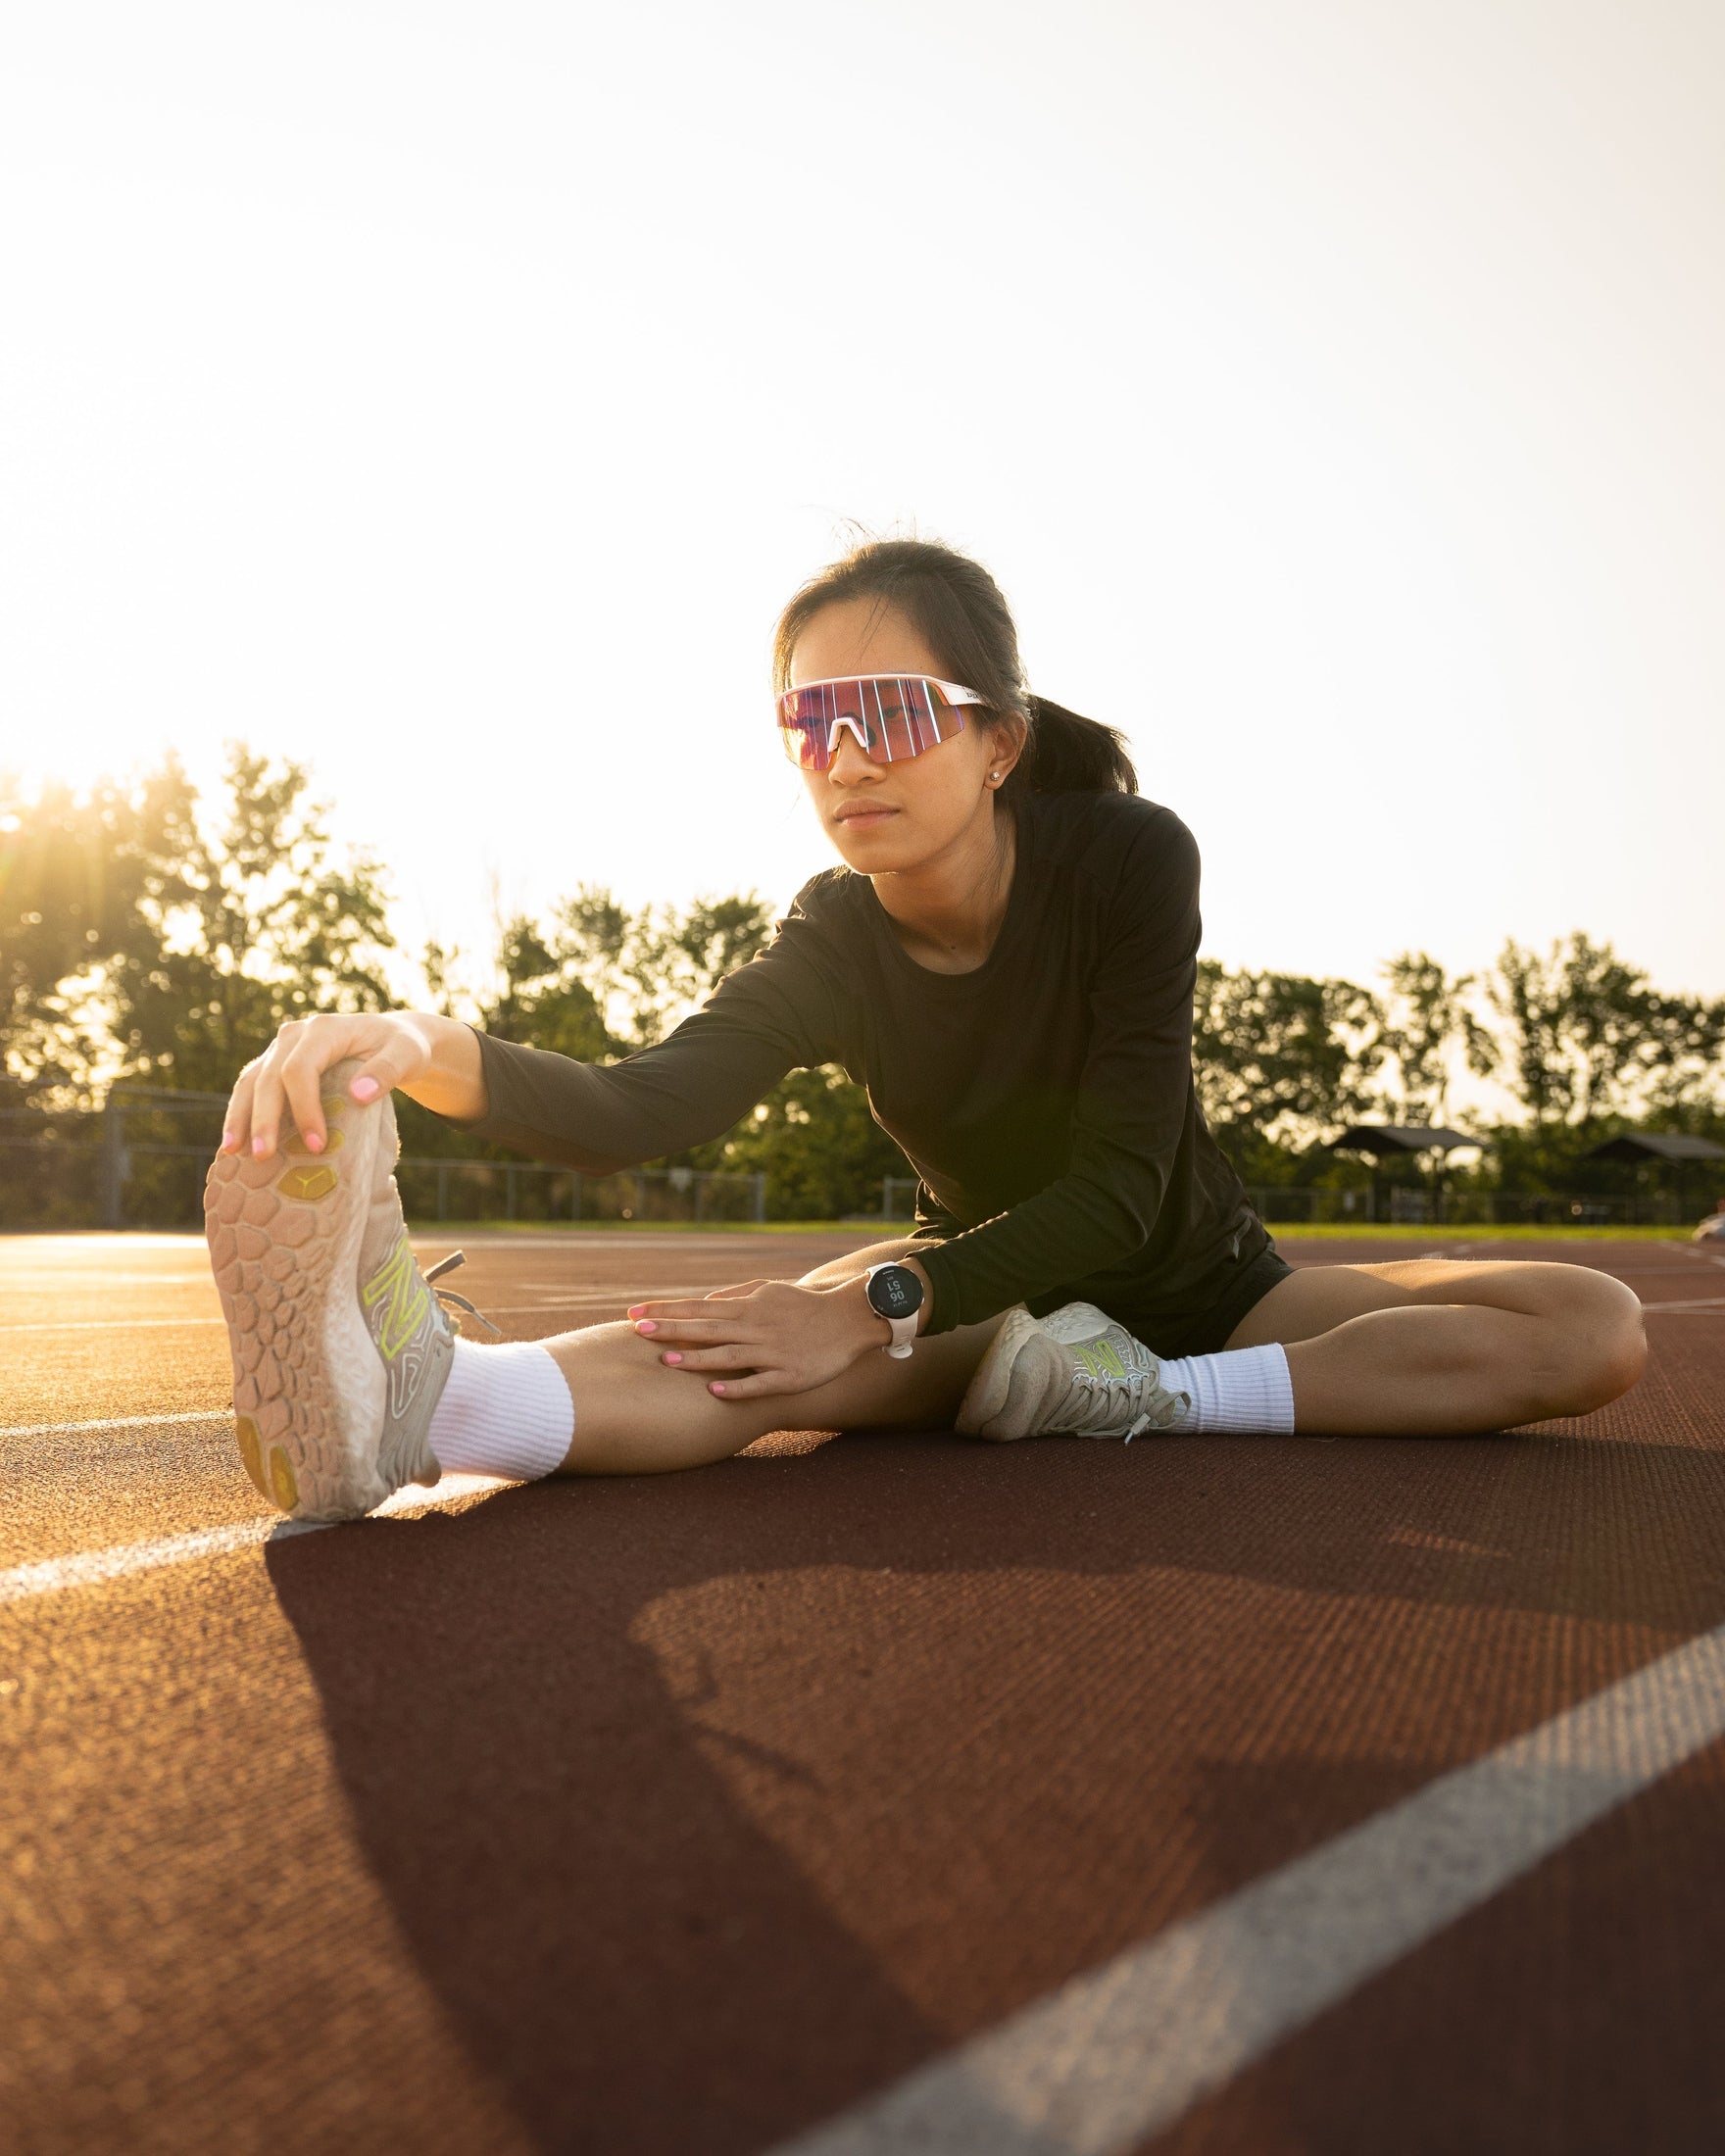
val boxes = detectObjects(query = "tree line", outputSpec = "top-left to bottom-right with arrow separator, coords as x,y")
4,751 -> 1723,1216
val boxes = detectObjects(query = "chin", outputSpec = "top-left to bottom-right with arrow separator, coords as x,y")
829,821 -> 918,872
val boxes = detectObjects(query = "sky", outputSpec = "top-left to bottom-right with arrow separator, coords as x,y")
4,0 -> 1722,1004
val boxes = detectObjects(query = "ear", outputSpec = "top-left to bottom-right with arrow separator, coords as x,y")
983,709 -> 1030,787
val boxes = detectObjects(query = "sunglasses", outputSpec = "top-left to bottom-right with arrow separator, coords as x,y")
776,675 -> 985,770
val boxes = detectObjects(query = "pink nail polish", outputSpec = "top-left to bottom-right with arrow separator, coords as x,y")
634,1319 -> 657,1334
350,1075 -> 380,1102
663,1351 -> 683,1365
252,1137 -> 267,1158
221,1131 -> 236,1153
711,1383 -> 726,1396
305,1131 -> 324,1153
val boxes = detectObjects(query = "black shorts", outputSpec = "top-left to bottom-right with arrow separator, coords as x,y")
1016,1233 -> 1294,1360
1143,1240 -> 1294,1356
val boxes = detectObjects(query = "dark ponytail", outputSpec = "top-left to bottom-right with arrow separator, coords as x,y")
772,537 -> 1137,801
1017,695 -> 1138,799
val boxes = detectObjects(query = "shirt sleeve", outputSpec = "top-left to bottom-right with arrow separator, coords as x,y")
447,909 -> 846,1172
912,810 -> 1204,1332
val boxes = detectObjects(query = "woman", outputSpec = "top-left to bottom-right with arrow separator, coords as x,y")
206,539 -> 1647,1521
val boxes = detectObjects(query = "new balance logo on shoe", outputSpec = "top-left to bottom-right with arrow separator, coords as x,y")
363,1239 -> 436,1418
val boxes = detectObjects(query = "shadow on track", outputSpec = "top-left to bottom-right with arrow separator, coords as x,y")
266,1405 -> 1725,2156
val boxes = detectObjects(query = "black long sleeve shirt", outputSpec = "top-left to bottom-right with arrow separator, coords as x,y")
454,790 -> 1265,1342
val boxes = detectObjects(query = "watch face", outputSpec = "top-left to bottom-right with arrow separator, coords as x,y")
868,1264 -> 923,1319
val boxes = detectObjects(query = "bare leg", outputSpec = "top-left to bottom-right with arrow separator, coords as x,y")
1224,1259 -> 1647,1435
540,1239 -> 1007,1476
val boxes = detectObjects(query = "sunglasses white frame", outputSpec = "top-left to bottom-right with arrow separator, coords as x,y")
776,675 -> 986,763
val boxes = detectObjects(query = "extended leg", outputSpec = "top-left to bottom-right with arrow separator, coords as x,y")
538,1236 -> 1004,1476
1222,1258 -> 1647,1435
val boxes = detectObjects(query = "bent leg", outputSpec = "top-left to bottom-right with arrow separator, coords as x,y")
541,1237 -> 1005,1476
1223,1258 -> 1647,1435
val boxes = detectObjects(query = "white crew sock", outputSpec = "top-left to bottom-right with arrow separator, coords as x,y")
426,1337 -> 575,1483
1158,1342 -> 1296,1434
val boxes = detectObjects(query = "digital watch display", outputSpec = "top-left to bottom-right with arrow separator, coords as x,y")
863,1262 -> 924,1358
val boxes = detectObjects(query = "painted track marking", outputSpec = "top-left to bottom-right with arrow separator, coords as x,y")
0,1476 -> 506,1607
771,1622 -> 1725,2156
2,1410 -> 228,1440
0,1317 -> 225,1334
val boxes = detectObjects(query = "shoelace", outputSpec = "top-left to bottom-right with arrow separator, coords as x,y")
423,1250 -> 502,1337
1065,1361 -> 1185,1444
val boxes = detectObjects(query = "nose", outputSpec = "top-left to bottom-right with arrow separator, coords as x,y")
826,727 -> 880,783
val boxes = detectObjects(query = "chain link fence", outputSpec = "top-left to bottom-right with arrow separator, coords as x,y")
0,1097 -> 1700,1232
0,1093 -> 764,1230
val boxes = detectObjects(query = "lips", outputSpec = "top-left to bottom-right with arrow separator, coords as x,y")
834,803 -> 899,825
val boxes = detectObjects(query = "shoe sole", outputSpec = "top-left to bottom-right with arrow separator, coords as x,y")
203,1067 -> 392,1521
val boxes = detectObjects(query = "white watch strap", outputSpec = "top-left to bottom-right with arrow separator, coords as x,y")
882,1311 -> 916,1359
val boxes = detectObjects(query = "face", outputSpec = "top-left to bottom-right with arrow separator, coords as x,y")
787,599 -> 1024,875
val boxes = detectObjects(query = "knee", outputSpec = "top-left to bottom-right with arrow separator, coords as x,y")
1552,1272 -> 1647,1414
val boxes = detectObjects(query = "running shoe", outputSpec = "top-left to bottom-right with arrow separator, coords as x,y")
957,1301 -> 1189,1443
203,1061 -> 485,1520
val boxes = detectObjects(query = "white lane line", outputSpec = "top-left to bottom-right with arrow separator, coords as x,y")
1641,1298 -> 1725,1314
2,1410 -> 227,1440
0,1519 -> 316,1601
772,1622 -> 1725,2156
0,1476 -> 506,1608
0,1317 -> 225,1334
0,1288 -> 722,1337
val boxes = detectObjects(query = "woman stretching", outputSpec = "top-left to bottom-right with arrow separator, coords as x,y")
205,539 -> 1647,1521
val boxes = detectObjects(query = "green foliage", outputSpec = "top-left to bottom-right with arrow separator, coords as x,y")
1377,952 -> 1496,1122
480,914 -> 614,1064
3,750 -> 394,1103
680,1065 -> 912,1221
7,752 -> 1725,1224
1488,934 -> 1725,1129
468,884 -> 895,1215
2,768 -> 173,1105
110,747 -> 396,1094
1193,961 -> 1383,1160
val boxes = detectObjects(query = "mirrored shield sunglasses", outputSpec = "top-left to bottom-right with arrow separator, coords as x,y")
775,675 -> 985,770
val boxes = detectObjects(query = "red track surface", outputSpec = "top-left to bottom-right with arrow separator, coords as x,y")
3,1229 -> 1724,2154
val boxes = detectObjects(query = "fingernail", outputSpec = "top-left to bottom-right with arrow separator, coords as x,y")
251,1137 -> 268,1158
304,1131 -> 324,1154
663,1351 -> 683,1365
710,1383 -> 726,1396
633,1319 -> 657,1335
626,1305 -> 645,1318
221,1131 -> 236,1153
350,1075 -> 380,1102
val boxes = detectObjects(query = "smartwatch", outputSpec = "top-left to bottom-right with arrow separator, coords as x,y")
863,1261 -> 924,1359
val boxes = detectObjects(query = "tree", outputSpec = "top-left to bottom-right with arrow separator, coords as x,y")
473,885 -> 892,1215
1193,962 -> 1384,1171
1,767 -> 186,1105
683,1065 -> 912,1219
479,914 -> 615,1064
102,746 -> 397,1094
1376,952 -> 1496,1123
1488,934 -> 1725,1130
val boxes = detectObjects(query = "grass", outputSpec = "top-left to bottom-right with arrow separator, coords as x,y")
411,1216 -> 1703,1245
1265,1221 -> 1696,1243
406,1215 -> 901,1237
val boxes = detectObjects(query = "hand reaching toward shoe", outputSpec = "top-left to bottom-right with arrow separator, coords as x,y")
220,1010 -> 487,1160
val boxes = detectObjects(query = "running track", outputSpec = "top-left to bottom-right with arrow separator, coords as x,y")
3,1229 -> 1724,2154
